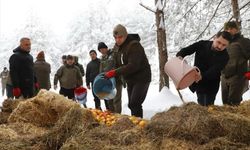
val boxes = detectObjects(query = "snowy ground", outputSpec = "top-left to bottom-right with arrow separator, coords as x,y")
1,81 -> 250,120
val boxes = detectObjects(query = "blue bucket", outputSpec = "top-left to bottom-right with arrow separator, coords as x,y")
93,73 -> 116,100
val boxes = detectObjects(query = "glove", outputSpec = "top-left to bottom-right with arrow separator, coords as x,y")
35,83 -> 39,89
245,72 -> 250,80
105,70 -> 116,78
13,88 -> 21,97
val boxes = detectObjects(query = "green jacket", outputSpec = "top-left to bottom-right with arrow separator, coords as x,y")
54,64 -> 83,89
100,50 -> 115,73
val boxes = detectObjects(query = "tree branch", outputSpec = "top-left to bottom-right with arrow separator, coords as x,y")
195,0 -> 223,40
173,0 -> 203,25
139,2 -> 156,13
208,0 -> 250,40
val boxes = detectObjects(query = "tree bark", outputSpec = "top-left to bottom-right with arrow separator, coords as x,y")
155,0 -> 169,91
231,0 -> 241,29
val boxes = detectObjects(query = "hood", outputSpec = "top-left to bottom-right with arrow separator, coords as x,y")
13,46 -> 30,54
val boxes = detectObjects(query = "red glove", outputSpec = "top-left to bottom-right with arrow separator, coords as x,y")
105,70 -> 116,78
35,83 -> 39,89
245,72 -> 250,80
13,88 -> 21,97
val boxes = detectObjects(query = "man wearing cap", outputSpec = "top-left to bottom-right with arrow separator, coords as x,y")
221,21 -> 250,105
98,42 -> 123,113
105,24 -> 151,118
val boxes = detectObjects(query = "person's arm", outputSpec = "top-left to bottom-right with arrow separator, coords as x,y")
54,66 -> 63,86
176,41 -> 204,58
9,54 -> 20,88
86,64 -> 90,87
76,67 -> 83,86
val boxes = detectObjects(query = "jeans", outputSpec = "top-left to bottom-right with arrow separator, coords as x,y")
197,92 -> 216,106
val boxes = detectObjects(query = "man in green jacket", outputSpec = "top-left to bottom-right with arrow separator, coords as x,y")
221,21 -> 250,105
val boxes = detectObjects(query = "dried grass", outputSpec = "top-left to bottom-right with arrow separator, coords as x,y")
8,89 -> 80,127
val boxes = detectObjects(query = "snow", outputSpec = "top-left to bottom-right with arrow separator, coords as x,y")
2,80 -> 249,120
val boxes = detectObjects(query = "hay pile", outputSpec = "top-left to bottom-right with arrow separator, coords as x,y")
0,98 -> 24,124
145,102 -> 250,149
0,122 -> 48,150
1,90 -> 250,149
8,89 -> 80,127
39,105 -> 98,150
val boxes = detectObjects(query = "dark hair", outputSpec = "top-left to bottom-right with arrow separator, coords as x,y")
62,55 -> 67,59
66,55 -> 74,60
20,37 -> 30,42
89,50 -> 97,55
224,21 -> 239,30
215,31 -> 232,42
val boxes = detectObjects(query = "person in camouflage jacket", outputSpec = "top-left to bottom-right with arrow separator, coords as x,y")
221,21 -> 250,105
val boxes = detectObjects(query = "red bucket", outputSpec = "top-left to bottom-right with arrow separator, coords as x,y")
74,86 -> 87,104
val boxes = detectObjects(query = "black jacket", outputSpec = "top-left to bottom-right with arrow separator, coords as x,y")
115,35 -> 151,84
9,47 -> 35,90
86,58 -> 100,86
176,40 -> 229,94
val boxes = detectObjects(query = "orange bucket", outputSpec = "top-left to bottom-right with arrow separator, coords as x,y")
164,57 -> 200,90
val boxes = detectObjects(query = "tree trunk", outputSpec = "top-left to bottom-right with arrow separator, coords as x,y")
231,0 -> 241,29
155,0 -> 169,91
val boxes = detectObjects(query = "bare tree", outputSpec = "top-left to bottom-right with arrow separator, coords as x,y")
231,0 -> 241,29
140,0 -> 169,91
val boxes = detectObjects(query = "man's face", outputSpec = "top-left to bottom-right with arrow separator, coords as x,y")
114,35 -> 126,46
90,52 -> 97,60
66,59 -> 74,65
99,48 -> 108,55
20,39 -> 31,52
212,36 -> 229,51
225,28 -> 238,36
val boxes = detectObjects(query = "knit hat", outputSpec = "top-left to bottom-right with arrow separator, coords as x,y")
98,42 -> 108,51
224,21 -> 239,30
36,51 -> 45,60
113,24 -> 128,37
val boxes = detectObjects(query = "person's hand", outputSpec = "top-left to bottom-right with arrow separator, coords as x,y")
195,70 -> 202,83
105,70 -> 116,78
177,56 -> 183,60
35,83 -> 39,89
245,72 -> 250,80
13,88 -> 21,97
54,85 -> 57,90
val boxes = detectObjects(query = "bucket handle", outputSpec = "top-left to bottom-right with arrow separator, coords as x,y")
180,57 -> 201,83
181,57 -> 201,75
181,56 -> 189,75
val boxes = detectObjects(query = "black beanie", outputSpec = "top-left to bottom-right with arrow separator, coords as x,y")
97,42 -> 108,51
